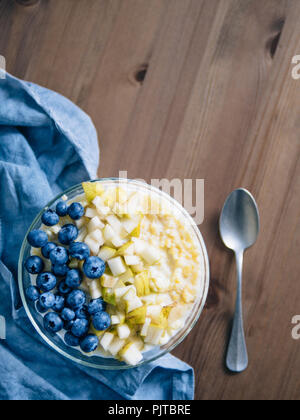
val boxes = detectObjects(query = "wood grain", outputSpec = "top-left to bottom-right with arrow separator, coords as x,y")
1,0 -> 300,400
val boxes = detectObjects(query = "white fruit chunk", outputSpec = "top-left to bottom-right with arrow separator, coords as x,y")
108,337 -> 126,356
124,255 -> 141,266
100,274 -> 118,288
106,215 -> 126,237
125,295 -> 143,314
111,315 -> 120,325
76,226 -> 87,242
139,245 -> 160,265
76,217 -> 87,229
108,257 -> 126,276
85,207 -> 98,218
140,317 -> 151,337
89,229 -> 104,245
111,236 -> 127,248
103,224 -> 115,241
121,344 -> 143,366
98,246 -> 116,261
114,285 -> 134,300
100,332 -> 114,351
84,236 -> 101,255
147,305 -> 163,323
122,216 -> 140,234
89,280 -> 102,299
93,196 -> 110,217
117,324 -> 131,339
144,325 -> 164,345
88,216 -> 105,232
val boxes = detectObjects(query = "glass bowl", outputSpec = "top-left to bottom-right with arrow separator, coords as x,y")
18,178 -> 209,370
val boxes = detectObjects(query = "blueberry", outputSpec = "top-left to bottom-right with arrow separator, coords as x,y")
92,311 -> 111,331
24,256 -> 44,275
36,301 -> 48,313
36,272 -> 57,292
27,230 -> 48,248
58,224 -> 78,245
52,263 -> 69,277
64,320 -> 75,331
56,201 -> 68,217
42,209 -> 59,227
53,294 -> 65,312
64,331 -> 80,347
58,281 -> 72,295
39,292 -> 56,309
41,242 -> 57,259
83,256 -> 106,279
25,286 -> 40,302
65,269 -> 82,289
67,202 -> 85,220
50,246 -> 69,265
80,334 -> 99,353
44,312 -> 63,334
71,318 -> 89,338
69,242 -> 90,261
88,298 -> 106,316
61,308 -> 76,322
66,290 -> 86,310
75,305 -> 89,320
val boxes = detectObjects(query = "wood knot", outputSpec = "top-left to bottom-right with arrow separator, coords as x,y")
129,64 -> 149,86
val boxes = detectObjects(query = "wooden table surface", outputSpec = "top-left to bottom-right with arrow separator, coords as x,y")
1,0 -> 300,400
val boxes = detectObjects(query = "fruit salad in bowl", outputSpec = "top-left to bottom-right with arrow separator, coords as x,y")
19,179 -> 209,369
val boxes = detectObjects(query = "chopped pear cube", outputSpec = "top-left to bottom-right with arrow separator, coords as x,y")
108,337 -> 126,356
93,196 -> 110,217
117,324 -> 131,339
144,324 -> 164,345
108,257 -> 126,276
82,182 -> 104,202
135,271 -> 151,296
76,217 -> 87,229
140,317 -> 151,336
100,274 -> 119,288
84,236 -> 101,255
100,332 -> 115,351
76,226 -> 87,242
118,267 -> 134,284
111,315 -> 120,325
102,287 -> 116,305
115,242 -> 134,257
124,255 -> 141,266
114,285 -> 134,300
126,306 -> 146,325
88,216 -> 105,232
125,295 -> 143,314
98,246 -> 116,261
106,215 -> 126,237
122,216 -> 140,234
111,235 -> 128,248
85,207 -> 98,218
89,280 -> 102,299
120,343 -> 143,366
88,229 -> 104,245
139,245 -> 160,265
146,305 -> 163,323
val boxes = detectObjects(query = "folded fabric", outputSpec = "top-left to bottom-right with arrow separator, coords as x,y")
0,73 -> 194,400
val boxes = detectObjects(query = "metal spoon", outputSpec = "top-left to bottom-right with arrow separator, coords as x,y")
219,188 -> 260,373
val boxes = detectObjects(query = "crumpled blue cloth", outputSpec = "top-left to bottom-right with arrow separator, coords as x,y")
0,73 -> 194,400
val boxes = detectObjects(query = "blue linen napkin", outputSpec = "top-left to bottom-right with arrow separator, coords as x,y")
0,72 -> 194,400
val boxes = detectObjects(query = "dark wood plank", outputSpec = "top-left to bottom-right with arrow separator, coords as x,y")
1,0 -> 300,400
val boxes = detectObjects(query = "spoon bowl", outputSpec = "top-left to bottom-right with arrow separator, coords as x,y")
220,188 -> 260,253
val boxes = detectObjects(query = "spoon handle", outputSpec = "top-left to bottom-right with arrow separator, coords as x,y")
226,251 -> 248,373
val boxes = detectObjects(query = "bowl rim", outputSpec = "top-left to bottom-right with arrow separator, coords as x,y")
18,178 -> 210,370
